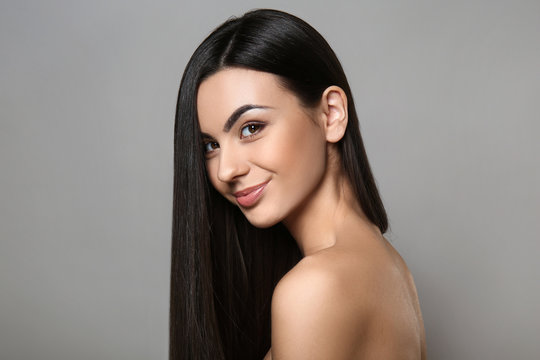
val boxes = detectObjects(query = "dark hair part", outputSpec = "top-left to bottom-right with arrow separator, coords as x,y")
170,9 -> 388,360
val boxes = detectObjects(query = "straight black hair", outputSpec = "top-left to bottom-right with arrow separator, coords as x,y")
170,9 -> 388,360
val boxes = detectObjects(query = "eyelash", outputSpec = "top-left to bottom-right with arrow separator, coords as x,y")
203,141 -> 219,154
240,122 -> 265,139
203,122 -> 265,155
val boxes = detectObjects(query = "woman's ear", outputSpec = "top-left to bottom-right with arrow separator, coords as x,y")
319,86 -> 348,143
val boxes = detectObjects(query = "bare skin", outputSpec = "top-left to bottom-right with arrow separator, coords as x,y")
197,68 -> 426,359
264,176 -> 426,359
267,113 -> 426,360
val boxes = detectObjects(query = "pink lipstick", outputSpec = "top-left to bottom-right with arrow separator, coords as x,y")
234,180 -> 269,207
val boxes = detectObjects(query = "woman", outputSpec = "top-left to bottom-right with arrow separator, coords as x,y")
171,9 -> 426,360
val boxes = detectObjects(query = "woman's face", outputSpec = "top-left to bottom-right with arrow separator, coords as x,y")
197,68 -> 328,228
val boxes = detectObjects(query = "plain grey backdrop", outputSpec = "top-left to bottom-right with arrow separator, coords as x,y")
1,0 -> 539,359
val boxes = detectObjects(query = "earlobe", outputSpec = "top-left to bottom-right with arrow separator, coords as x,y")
321,86 -> 348,143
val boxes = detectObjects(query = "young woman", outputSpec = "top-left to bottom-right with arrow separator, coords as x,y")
170,9 -> 426,360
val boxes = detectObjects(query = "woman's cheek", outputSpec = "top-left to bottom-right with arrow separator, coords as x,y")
276,125 -> 324,170
254,131 -> 295,171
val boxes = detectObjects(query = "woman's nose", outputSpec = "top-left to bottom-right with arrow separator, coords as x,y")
217,145 -> 249,183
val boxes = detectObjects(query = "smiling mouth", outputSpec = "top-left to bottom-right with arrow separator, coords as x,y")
233,180 -> 269,207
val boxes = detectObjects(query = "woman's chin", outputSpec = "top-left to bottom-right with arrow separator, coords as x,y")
241,211 -> 282,229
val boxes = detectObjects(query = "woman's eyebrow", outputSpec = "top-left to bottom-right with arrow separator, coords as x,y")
223,104 -> 271,132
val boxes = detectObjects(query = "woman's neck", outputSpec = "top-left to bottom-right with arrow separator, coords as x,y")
282,159 -> 378,257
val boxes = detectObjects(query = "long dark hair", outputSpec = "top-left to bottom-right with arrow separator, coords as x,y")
170,9 -> 388,360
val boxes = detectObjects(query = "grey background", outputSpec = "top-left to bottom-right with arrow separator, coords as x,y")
1,0 -> 539,359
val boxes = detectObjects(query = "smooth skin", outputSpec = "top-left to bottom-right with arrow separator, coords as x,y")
197,68 -> 426,360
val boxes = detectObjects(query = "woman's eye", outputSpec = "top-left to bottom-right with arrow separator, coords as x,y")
240,123 -> 263,138
204,141 -> 219,153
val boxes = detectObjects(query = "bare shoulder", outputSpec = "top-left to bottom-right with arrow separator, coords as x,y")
270,238 -> 426,359
270,255 -> 370,359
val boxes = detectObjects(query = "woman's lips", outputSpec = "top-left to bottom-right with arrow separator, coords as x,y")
234,180 -> 269,207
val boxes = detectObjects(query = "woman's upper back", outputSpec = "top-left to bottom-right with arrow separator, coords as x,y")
269,227 -> 426,360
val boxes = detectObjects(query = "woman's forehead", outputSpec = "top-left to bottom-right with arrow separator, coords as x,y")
198,69 -> 281,105
196,68 -> 297,129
